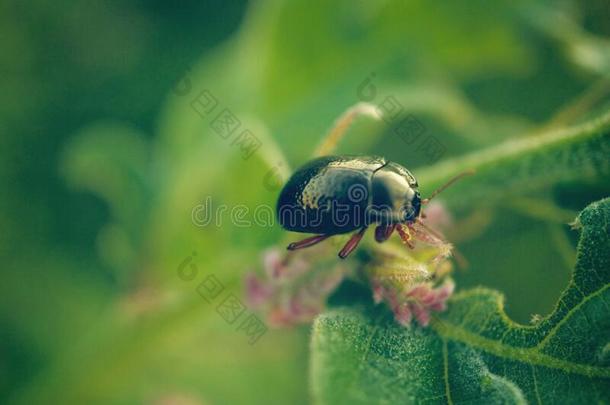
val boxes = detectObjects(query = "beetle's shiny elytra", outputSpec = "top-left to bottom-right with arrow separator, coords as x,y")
277,155 -> 424,258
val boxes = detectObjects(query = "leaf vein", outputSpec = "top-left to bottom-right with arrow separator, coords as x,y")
432,318 -> 610,378
531,365 -> 542,405
442,339 -> 454,405
537,284 -> 610,350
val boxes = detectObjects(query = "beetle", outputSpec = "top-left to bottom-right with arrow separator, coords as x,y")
277,154 -> 471,258
274,103 -> 473,259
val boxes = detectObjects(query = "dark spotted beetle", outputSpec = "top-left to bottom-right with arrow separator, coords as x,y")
277,153 -> 472,259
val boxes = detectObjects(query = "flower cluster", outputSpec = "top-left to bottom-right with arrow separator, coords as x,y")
372,278 -> 455,327
245,246 -> 346,326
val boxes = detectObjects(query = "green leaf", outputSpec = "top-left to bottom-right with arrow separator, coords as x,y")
415,111 -> 610,212
311,197 -> 610,404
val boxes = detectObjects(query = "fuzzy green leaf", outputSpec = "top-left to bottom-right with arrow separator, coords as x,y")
311,197 -> 610,404
416,111 -> 610,212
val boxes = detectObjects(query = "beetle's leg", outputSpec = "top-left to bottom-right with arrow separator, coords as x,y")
338,227 -> 367,259
395,224 -> 415,249
287,234 -> 331,251
374,224 -> 395,243
313,102 -> 381,157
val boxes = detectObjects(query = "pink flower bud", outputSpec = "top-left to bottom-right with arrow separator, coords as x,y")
406,284 -> 428,300
245,272 -> 273,308
263,248 -> 285,279
421,290 -> 438,306
394,302 -> 412,326
372,283 -> 384,304
412,303 -> 430,327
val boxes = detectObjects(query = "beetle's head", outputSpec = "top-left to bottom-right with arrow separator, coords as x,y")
403,190 -> 421,222
371,162 -> 422,224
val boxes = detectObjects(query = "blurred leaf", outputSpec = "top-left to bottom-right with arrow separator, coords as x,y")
61,122 -> 152,238
527,3 -> 610,75
312,197 -> 610,404
181,0 -> 541,165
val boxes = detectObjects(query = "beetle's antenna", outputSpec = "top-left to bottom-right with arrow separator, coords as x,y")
422,169 -> 475,204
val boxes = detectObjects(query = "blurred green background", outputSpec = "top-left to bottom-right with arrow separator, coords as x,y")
2,0 -> 609,404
